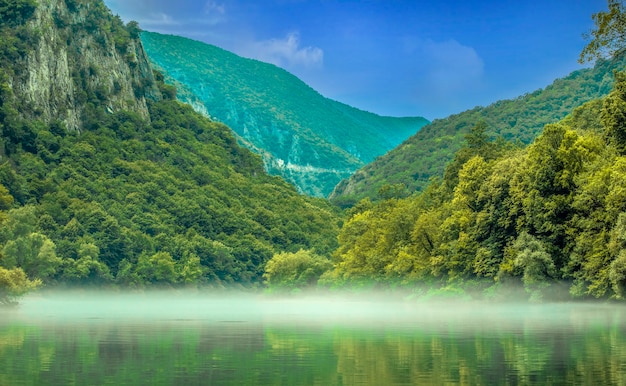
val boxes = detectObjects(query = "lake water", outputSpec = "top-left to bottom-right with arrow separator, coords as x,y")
1,291 -> 626,385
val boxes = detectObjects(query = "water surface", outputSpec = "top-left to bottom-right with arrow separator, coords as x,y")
1,292 -> 625,385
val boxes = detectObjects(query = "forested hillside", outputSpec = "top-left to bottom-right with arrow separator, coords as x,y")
141,32 -> 429,197
331,55 -> 626,206
0,0 -> 340,302
264,1 -> 626,300
300,76 -> 626,300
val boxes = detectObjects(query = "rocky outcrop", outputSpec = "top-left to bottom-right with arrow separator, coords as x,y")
8,0 -> 160,131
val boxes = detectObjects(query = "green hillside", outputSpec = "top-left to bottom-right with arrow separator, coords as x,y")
313,66 -> 626,300
330,55 -> 626,206
140,32 -> 429,197
0,0 -> 341,295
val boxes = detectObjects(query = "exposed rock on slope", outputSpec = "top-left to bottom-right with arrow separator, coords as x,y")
6,0 -> 160,132
141,32 -> 429,197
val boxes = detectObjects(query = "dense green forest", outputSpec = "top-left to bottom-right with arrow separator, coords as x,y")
330,54 -> 626,206
0,0 -> 340,304
303,83 -> 626,301
3,0 -> 626,303
141,32 -> 429,197
266,1 -> 626,300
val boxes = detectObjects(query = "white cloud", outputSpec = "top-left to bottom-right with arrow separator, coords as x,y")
242,32 -> 324,69
204,1 -> 225,15
421,39 -> 484,95
137,12 -> 180,28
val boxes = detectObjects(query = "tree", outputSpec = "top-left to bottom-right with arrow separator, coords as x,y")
136,251 -> 178,285
263,249 -> 332,292
601,70 -> 626,154
580,0 -> 626,63
512,233 -> 556,301
1,233 -> 62,280
0,266 -> 40,306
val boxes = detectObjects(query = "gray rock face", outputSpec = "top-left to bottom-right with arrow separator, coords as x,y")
9,0 -> 160,131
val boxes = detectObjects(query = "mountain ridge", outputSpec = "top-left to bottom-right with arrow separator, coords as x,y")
140,31 -> 429,197
0,0 -> 341,289
330,55 -> 626,205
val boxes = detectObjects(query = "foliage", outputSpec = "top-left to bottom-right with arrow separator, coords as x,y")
580,0 -> 626,63
0,0 -> 342,291
601,70 -> 626,153
0,266 -> 40,306
0,97 -> 341,288
324,74 -> 626,300
262,249 -> 332,292
511,233 -> 556,301
331,54 -> 626,205
141,32 -> 429,197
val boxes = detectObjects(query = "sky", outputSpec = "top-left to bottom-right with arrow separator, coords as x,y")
104,0 -> 608,120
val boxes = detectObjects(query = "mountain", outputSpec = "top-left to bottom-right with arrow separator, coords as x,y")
140,32 -> 429,197
0,0 -> 341,288
321,83 -> 626,300
330,55 -> 626,206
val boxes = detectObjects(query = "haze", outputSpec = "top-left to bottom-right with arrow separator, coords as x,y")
8,290 -> 620,332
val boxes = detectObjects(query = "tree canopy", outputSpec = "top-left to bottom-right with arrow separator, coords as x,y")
580,0 -> 626,63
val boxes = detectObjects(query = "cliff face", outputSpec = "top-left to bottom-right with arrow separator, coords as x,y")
7,0 -> 160,132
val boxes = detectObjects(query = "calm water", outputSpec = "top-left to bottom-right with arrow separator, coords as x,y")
1,292 -> 626,385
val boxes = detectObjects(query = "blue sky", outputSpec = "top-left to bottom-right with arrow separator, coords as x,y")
104,0 -> 607,120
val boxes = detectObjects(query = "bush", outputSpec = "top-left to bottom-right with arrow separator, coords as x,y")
263,249 -> 332,293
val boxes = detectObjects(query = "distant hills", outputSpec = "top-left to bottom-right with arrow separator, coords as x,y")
330,55 -> 626,206
140,32 -> 429,197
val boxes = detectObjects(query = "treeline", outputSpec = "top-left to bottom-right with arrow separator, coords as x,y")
0,0 -> 341,304
330,54 -> 626,206
0,98 -> 340,297
290,74 -> 626,300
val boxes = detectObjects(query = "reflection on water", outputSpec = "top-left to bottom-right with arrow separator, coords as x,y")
1,292 -> 626,385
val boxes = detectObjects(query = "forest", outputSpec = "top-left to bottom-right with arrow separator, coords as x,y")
0,0 -> 340,305
2,0 -> 626,304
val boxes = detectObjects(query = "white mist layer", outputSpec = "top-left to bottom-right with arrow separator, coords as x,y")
6,290 -> 624,331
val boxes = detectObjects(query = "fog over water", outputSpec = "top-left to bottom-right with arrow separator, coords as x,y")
7,290 -> 623,331
4,291 -> 626,385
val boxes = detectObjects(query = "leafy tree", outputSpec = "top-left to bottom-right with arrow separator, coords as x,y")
1,233 -> 62,280
512,233 -> 556,301
601,70 -> 626,154
61,243 -> 112,285
263,249 -> 332,292
0,266 -> 40,306
580,0 -> 626,63
136,251 -> 178,285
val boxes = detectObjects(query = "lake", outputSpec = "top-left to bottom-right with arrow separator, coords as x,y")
1,291 -> 625,385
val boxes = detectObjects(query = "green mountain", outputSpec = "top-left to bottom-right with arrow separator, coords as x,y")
330,55 -> 626,206
140,32 -> 429,197
0,0 -> 341,289
320,80 -> 626,300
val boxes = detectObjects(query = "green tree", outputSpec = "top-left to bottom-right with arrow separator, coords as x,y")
1,233 -> 62,280
0,266 -> 40,306
601,70 -> 626,154
136,251 -> 178,285
61,243 -> 112,285
512,233 -> 556,301
580,0 -> 626,63
263,249 -> 332,292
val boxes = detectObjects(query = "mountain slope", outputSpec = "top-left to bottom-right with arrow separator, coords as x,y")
0,0 -> 341,287
140,32 -> 429,197
330,55 -> 626,206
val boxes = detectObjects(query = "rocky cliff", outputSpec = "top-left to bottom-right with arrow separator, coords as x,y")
3,0 -> 160,132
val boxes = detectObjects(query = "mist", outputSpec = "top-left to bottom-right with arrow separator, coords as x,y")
7,289 -> 621,331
